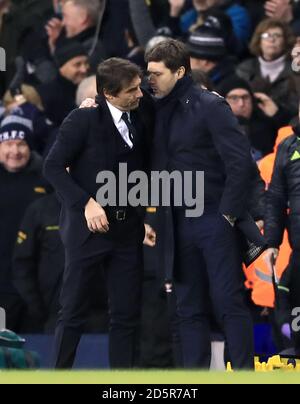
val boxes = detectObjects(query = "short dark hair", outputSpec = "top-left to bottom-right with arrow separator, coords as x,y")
145,39 -> 191,75
96,58 -> 142,96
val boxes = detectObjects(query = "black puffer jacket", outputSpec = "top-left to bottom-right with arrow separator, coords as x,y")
0,152 -> 48,294
249,163 -> 265,222
264,126 -> 300,249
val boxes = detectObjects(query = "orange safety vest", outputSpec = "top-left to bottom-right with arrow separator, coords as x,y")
244,231 -> 291,308
258,126 -> 294,185
243,127 -> 293,308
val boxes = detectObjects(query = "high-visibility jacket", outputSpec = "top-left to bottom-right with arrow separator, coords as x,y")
258,126 -> 293,186
243,126 -> 293,308
244,231 -> 291,308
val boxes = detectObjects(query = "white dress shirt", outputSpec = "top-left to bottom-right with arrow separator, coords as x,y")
106,101 -> 133,149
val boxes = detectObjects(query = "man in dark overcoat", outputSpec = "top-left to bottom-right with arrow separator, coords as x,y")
145,39 -> 261,369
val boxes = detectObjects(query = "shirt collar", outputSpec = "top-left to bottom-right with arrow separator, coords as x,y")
106,101 -> 129,125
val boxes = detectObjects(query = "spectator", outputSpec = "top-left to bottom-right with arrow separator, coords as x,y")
236,18 -> 298,124
1,100 -> 53,155
186,26 -> 236,87
0,112 -> 48,332
198,8 -> 240,54
291,39 -> 300,103
46,0 -> 129,72
0,0 -> 53,97
12,193 -> 109,334
18,0 -> 66,89
264,0 -> 300,36
191,69 -> 214,90
219,76 -> 282,160
168,0 -> 251,50
3,85 -> 44,114
46,0 -> 115,70
76,75 -> 96,106
12,194 -> 64,333
37,40 -> 89,126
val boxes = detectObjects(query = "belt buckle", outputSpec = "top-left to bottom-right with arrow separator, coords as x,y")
116,210 -> 126,221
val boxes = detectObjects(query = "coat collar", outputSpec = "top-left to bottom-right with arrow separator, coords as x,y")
155,76 -> 194,109
94,94 -> 119,170
95,93 -> 142,138
250,56 -> 293,82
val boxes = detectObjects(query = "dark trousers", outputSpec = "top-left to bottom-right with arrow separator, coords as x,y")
173,211 -> 254,369
54,222 -> 144,369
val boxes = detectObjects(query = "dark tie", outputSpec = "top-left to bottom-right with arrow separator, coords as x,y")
121,112 -> 137,142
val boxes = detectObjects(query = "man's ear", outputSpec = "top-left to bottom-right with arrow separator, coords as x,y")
103,89 -> 113,101
80,8 -> 89,25
177,66 -> 186,79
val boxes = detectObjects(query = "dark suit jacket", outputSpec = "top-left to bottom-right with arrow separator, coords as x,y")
43,95 -> 154,248
151,77 -> 266,278
152,78 -> 253,218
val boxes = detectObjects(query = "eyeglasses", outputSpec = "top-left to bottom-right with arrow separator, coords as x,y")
226,94 -> 251,103
261,32 -> 283,41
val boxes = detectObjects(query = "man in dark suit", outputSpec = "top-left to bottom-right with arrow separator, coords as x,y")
44,57 -> 155,369
145,39 -> 255,369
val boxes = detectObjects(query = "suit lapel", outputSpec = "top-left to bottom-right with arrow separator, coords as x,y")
96,96 -> 119,171
130,110 -> 143,146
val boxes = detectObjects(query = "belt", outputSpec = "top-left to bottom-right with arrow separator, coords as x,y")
105,207 -> 137,222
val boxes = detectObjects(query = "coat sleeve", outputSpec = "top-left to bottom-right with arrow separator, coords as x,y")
204,96 -> 253,218
129,0 -> 156,46
276,264 -> 292,326
264,141 -> 288,249
43,108 -> 91,210
248,163 -> 266,222
12,201 -> 47,320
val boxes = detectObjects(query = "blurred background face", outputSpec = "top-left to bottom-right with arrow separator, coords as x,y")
190,57 -> 215,73
59,55 -> 89,85
62,1 -> 88,37
193,0 -> 220,11
292,42 -> 300,74
0,140 -> 31,172
76,75 -> 96,106
226,89 -> 253,119
260,27 -> 285,61
190,57 -> 205,70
